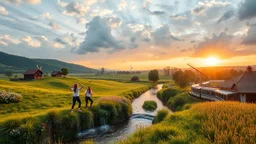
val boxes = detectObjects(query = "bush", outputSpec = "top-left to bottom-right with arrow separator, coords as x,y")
0,90 -> 22,104
168,96 -> 186,111
153,109 -> 169,124
142,100 -> 157,111
157,88 -> 179,103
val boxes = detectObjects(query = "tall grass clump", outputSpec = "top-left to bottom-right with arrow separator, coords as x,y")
122,86 -> 150,101
142,100 -> 157,111
157,88 -> 179,103
91,96 -> 132,126
152,109 -> 169,124
0,90 -> 22,104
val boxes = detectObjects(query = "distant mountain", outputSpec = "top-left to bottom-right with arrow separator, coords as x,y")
0,51 -> 96,73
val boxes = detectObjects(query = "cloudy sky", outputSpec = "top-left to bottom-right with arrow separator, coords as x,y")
0,0 -> 256,70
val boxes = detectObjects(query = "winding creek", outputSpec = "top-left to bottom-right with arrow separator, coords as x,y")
79,84 -> 171,144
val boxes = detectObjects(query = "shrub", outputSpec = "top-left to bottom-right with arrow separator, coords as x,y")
131,76 -> 139,82
0,90 -> 22,104
153,109 -> 169,124
157,88 -> 179,103
168,96 -> 186,111
142,100 -> 157,111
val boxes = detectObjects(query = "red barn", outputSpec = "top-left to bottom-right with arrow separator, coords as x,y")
24,69 -> 43,80
51,71 -> 62,77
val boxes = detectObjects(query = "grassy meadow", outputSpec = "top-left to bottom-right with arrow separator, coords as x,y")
0,76 -> 148,122
74,72 -> 172,83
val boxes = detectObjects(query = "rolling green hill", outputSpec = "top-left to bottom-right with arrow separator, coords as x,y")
0,51 -> 96,73
34,59 -> 95,73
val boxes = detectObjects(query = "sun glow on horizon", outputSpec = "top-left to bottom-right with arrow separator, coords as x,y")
204,57 -> 220,66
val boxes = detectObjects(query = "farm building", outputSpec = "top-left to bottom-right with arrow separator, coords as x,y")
51,71 -> 62,77
24,69 -> 43,80
190,66 -> 256,103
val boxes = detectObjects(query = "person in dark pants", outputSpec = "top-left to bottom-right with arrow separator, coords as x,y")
70,83 -> 84,113
85,86 -> 93,108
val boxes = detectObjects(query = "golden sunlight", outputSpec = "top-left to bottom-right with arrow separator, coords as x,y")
204,57 -> 220,66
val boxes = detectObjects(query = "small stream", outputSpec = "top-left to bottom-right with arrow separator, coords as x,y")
78,84 -> 171,144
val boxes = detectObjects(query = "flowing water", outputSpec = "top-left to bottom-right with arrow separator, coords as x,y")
79,84 -> 171,144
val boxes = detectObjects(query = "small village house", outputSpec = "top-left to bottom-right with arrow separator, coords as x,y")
24,69 -> 43,80
51,71 -> 62,77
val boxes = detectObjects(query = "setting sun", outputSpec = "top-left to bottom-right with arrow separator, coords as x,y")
205,57 -> 220,66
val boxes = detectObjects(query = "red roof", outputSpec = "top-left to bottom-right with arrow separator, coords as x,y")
51,71 -> 62,75
24,69 -> 42,75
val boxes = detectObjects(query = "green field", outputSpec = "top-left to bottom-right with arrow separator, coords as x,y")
74,72 -> 172,82
0,77 -> 148,122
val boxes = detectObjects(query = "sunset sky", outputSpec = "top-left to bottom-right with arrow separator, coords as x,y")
0,0 -> 256,70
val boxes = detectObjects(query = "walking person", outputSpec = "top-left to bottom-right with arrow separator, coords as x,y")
85,86 -> 93,108
70,83 -> 84,113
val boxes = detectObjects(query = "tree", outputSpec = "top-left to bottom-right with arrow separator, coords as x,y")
164,66 -> 171,76
61,68 -> 68,77
101,67 -> 105,75
5,71 -> 12,79
173,70 -> 195,88
148,69 -> 159,83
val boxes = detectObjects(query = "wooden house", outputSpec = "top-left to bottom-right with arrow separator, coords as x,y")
51,71 -> 62,77
24,69 -> 43,80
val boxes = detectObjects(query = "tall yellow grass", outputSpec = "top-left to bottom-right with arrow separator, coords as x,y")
191,102 -> 256,144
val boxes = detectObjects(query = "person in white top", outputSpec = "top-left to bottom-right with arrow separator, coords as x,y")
70,83 -> 84,112
85,86 -> 93,108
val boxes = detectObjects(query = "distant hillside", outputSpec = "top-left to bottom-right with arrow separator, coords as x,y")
34,59 -> 95,73
0,51 -> 96,73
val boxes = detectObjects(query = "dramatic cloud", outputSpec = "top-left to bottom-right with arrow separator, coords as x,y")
151,25 -> 181,47
48,22 -> 60,30
24,0 -> 41,5
143,0 -> 152,8
90,8 -> 113,17
40,13 -> 52,20
5,0 -> 41,5
117,0 -> 127,11
63,2 -> 89,17
75,16 -> 124,54
239,0 -> 256,20
241,24 -> 256,45
191,1 -> 230,15
55,38 -> 67,45
35,36 -> 48,42
144,8 -> 166,15
106,17 -> 122,28
0,35 -> 20,46
193,32 -> 233,58
76,17 -> 87,24
20,36 -> 41,47
170,14 -> 187,20
57,0 -> 68,7
0,6 -> 8,15
217,10 -> 235,24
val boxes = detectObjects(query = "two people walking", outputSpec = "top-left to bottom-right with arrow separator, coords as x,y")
70,83 -> 93,113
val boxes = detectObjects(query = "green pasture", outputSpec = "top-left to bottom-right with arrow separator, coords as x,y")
0,77 -> 149,122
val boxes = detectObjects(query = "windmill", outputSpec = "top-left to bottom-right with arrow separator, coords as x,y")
130,65 -> 133,72
36,64 -> 43,71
